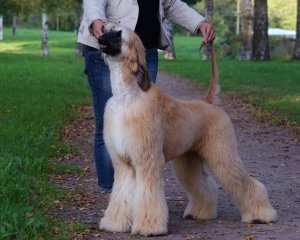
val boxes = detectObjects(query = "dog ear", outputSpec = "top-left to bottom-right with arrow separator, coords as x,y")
135,64 -> 151,91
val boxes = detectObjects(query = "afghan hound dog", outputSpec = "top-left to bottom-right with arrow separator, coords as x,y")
97,23 -> 277,236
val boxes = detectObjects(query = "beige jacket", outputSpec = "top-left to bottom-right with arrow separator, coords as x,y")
77,0 -> 206,50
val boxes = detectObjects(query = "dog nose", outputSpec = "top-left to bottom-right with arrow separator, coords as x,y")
98,37 -> 107,46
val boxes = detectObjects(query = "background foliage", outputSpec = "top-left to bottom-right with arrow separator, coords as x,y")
268,0 -> 297,30
0,0 -> 82,31
0,0 -> 297,32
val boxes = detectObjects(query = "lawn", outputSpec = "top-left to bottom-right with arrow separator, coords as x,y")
0,28 -> 89,239
159,36 -> 300,127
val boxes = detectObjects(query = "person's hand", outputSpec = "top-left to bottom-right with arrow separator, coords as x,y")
91,19 -> 105,39
199,21 -> 215,44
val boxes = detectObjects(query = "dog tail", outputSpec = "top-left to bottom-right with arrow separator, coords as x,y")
202,43 -> 220,104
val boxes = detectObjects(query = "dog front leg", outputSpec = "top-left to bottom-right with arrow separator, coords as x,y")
99,158 -> 135,233
131,156 -> 168,236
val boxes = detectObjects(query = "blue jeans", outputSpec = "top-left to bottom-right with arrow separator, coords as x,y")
83,46 -> 158,192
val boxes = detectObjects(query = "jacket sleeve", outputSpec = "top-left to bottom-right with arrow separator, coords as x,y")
84,0 -> 107,27
163,0 -> 206,34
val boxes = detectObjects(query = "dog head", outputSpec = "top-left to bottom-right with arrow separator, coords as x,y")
98,23 -> 150,91
98,23 -> 122,56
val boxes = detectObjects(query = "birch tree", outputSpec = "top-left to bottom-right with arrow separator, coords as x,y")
75,2 -> 84,57
164,19 -> 176,60
239,0 -> 253,60
12,15 -> 17,35
41,11 -> 49,56
0,15 -> 3,40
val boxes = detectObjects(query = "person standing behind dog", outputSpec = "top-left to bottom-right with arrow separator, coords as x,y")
77,0 -> 215,193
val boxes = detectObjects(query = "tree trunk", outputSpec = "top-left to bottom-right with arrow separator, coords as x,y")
0,16 -> 3,40
203,0 -> 214,60
252,0 -> 270,60
236,0 -> 240,35
75,3 -> 84,57
41,12 -> 49,56
12,15 -> 17,36
163,19 -> 176,60
56,16 -> 60,31
239,0 -> 253,60
293,0 -> 300,60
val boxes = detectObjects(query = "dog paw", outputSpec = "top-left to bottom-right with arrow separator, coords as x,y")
183,213 -> 217,220
183,202 -> 217,220
99,216 -> 131,233
241,207 -> 277,224
131,223 -> 168,237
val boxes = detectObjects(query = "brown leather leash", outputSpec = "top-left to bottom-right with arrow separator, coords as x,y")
199,41 -> 219,104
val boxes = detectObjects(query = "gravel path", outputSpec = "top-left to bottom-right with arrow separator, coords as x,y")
51,72 -> 300,240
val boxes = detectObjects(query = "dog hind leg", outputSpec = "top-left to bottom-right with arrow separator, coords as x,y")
99,157 -> 135,233
201,118 -> 277,223
172,153 -> 218,220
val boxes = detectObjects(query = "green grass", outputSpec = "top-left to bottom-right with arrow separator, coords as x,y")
0,28 -> 89,239
159,36 -> 300,127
